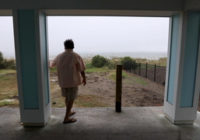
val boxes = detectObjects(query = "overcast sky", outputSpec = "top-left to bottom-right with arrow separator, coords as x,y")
0,17 -> 15,58
0,16 -> 169,58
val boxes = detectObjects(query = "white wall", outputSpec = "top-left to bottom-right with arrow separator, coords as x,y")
0,0 -> 183,11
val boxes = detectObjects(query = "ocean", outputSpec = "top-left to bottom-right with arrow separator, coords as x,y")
4,52 -> 167,60
49,52 -> 167,60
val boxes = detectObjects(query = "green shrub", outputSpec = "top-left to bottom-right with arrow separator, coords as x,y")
0,52 -> 16,69
107,58 -> 121,69
0,52 -> 3,64
91,55 -> 108,68
85,63 -> 93,69
0,52 -> 5,69
107,60 -> 115,69
0,52 -> 4,69
3,59 -> 16,69
121,57 -> 137,71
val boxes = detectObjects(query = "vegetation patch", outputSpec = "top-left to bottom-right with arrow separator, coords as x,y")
108,70 -> 128,81
133,57 -> 167,66
85,67 -> 110,73
0,53 -> 166,108
50,67 -> 57,73
121,56 -> 137,71
91,55 -> 108,68
74,94 -> 108,107
0,71 -> 18,102
0,69 -> 16,74
132,76 -> 148,86
0,99 -> 18,107
0,52 -> 16,69
125,74 -> 148,86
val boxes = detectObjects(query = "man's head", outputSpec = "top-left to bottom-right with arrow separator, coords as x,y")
64,39 -> 74,50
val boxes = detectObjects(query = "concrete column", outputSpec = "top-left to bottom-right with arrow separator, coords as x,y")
13,9 -> 50,126
164,11 -> 200,124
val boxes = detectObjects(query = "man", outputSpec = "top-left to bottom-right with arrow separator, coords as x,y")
51,39 -> 86,124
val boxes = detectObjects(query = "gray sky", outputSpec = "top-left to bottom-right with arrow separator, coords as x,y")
0,17 -> 15,58
0,16 -> 169,58
47,16 -> 169,55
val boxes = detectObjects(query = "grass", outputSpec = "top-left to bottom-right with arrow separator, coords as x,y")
0,66 -> 110,108
0,69 -> 18,101
0,99 -> 18,107
85,66 -> 111,73
108,70 -> 147,86
134,57 -> 167,67
108,70 -> 128,80
132,76 -> 148,86
50,67 -> 57,73
50,63 -> 112,74
125,73 -> 147,85
74,94 -> 108,107
0,56 -> 165,108
0,69 -> 18,107
50,91 -> 108,108
0,69 -> 16,74
0,66 -> 148,108
49,78 -> 109,108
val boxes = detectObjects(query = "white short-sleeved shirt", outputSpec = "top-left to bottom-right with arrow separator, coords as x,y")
52,50 -> 85,88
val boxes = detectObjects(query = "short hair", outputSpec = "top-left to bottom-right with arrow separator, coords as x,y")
64,39 -> 74,49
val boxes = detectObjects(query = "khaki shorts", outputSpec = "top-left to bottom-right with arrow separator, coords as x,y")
61,87 -> 78,102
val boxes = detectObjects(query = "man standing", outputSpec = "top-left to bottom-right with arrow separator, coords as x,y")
51,39 -> 86,124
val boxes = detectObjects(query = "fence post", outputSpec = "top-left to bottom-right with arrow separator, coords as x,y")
116,65 -> 122,112
154,64 -> 156,82
145,63 -> 148,78
139,63 -> 141,75
131,64 -> 134,74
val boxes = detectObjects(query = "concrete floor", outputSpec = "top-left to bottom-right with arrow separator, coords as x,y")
0,107 -> 200,140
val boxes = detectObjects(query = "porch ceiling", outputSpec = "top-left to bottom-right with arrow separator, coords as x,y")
0,0 -> 184,11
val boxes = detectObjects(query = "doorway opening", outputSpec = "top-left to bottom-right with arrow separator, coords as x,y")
47,16 -> 169,108
0,16 -> 18,107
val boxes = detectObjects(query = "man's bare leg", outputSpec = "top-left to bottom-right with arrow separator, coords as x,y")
63,99 -> 77,123
64,98 -> 76,117
65,98 -> 68,115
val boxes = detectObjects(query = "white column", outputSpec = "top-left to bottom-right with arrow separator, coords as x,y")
13,9 -> 50,126
164,11 -> 200,124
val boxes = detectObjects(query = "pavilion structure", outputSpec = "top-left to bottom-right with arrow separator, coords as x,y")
0,0 -> 200,126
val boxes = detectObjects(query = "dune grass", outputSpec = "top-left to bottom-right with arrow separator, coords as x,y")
0,69 -> 16,74
74,94 -> 108,107
0,69 -> 18,107
85,67 -> 110,73
0,68 -> 109,108
108,70 -> 128,80
108,70 -> 147,86
0,67 -> 147,108
0,99 -> 18,107
132,76 -> 148,86
85,63 -> 109,73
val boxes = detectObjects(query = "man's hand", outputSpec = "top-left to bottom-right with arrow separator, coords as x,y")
50,59 -> 57,68
82,78 -> 86,86
50,62 -> 56,68
81,71 -> 86,86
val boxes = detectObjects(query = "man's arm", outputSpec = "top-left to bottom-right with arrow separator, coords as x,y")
50,61 -> 56,68
50,57 -> 57,68
77,54 -> 86,86
81,71 -> 86,86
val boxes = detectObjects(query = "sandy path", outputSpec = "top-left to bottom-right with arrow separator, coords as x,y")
51,71 -> 165,107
